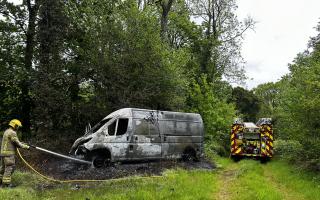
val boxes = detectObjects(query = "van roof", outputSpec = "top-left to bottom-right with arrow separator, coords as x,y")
103,108 -> 202,122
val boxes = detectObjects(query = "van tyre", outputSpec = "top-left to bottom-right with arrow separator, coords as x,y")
92,155 -> 111,168
182,148 -> 198,162
88,149 -> 112,168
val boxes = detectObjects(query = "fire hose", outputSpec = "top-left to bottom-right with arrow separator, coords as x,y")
28,146 -> 92,165
16,147 -> 163,183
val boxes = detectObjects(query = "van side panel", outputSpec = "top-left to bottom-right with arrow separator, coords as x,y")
160,120 -> 203,159
159,111 -> 203,159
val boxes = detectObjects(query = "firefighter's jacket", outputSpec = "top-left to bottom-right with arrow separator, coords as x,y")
1,128 -> 29,156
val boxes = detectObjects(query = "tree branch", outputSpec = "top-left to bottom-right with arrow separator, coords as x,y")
0,10 -> 27,34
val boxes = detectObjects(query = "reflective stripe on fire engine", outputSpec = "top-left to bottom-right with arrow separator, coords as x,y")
269,134 -> 273,140
235,148 -> 241,154
231,140 -> 235,146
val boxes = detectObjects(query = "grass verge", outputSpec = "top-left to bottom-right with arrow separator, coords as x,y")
1,156 -> 320,200
0,168 -> 218,200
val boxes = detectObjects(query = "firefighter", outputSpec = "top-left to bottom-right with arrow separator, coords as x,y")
0,119 -> 30,188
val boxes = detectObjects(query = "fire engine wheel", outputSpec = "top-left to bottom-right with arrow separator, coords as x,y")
231,155 -> 241,162
260,157 -> 270,164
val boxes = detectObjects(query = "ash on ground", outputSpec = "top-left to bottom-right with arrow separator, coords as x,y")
23,153 -> 215,180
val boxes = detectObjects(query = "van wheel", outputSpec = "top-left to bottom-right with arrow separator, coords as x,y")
92,155 -> 110,168
182,148 -> 197,162
89,149 -> 111,168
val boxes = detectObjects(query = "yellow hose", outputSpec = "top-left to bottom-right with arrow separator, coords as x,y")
17,149 -> 163,183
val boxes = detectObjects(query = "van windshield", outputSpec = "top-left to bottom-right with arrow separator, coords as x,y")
85,118 -> 111,135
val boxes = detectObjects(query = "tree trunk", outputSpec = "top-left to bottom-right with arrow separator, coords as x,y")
160,0 -> 174,41
21,0 -> 39,134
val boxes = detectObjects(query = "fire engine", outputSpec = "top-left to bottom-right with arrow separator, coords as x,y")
230,118 -> 273,162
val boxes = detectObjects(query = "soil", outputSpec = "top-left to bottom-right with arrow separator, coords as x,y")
17,148 -> 215,181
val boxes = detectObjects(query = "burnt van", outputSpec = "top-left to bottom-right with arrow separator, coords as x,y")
70,108 -> 204,167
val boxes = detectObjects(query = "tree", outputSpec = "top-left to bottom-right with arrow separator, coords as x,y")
158,0 -> 175,41
33,0 -> 70,130
187,0 -> 254,83
231,87 -> 260,122
253,82 -> 279,118
21,0 -> 39,134
0,0 -> 39,133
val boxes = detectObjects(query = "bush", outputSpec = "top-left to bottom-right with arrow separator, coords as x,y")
205,139 -> 229,157
274,139 -> 303,162
275,139 -> 320,171
187,76 -> 235,156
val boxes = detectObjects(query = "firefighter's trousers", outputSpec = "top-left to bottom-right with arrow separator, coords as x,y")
0,156 -> 15,184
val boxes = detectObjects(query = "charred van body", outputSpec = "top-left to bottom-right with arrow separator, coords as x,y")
70,108 -> 204,167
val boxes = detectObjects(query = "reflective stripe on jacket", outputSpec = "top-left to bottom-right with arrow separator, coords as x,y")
1,128 -> 29,156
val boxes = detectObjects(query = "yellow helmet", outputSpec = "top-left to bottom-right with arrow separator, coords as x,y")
9,119 -> 22,128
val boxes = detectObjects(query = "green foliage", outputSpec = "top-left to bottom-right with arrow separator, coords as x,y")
231,87 -> 260,122
276,43 -> 320,170
0,1 -> 27,129
274,139 -> 304,162
187,75 -> 236,155
253,82 -> 279,118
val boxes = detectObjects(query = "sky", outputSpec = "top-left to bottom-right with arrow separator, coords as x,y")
236,0 -> 320,89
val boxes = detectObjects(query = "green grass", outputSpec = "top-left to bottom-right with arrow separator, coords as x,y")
0,171 -> 44,200
1,157 -> 319,200
222,159 -> 283,200
264,160 -> 320,200
0,169 -> 218,200
40,169 -> 218,200
214,158 -> 320,200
